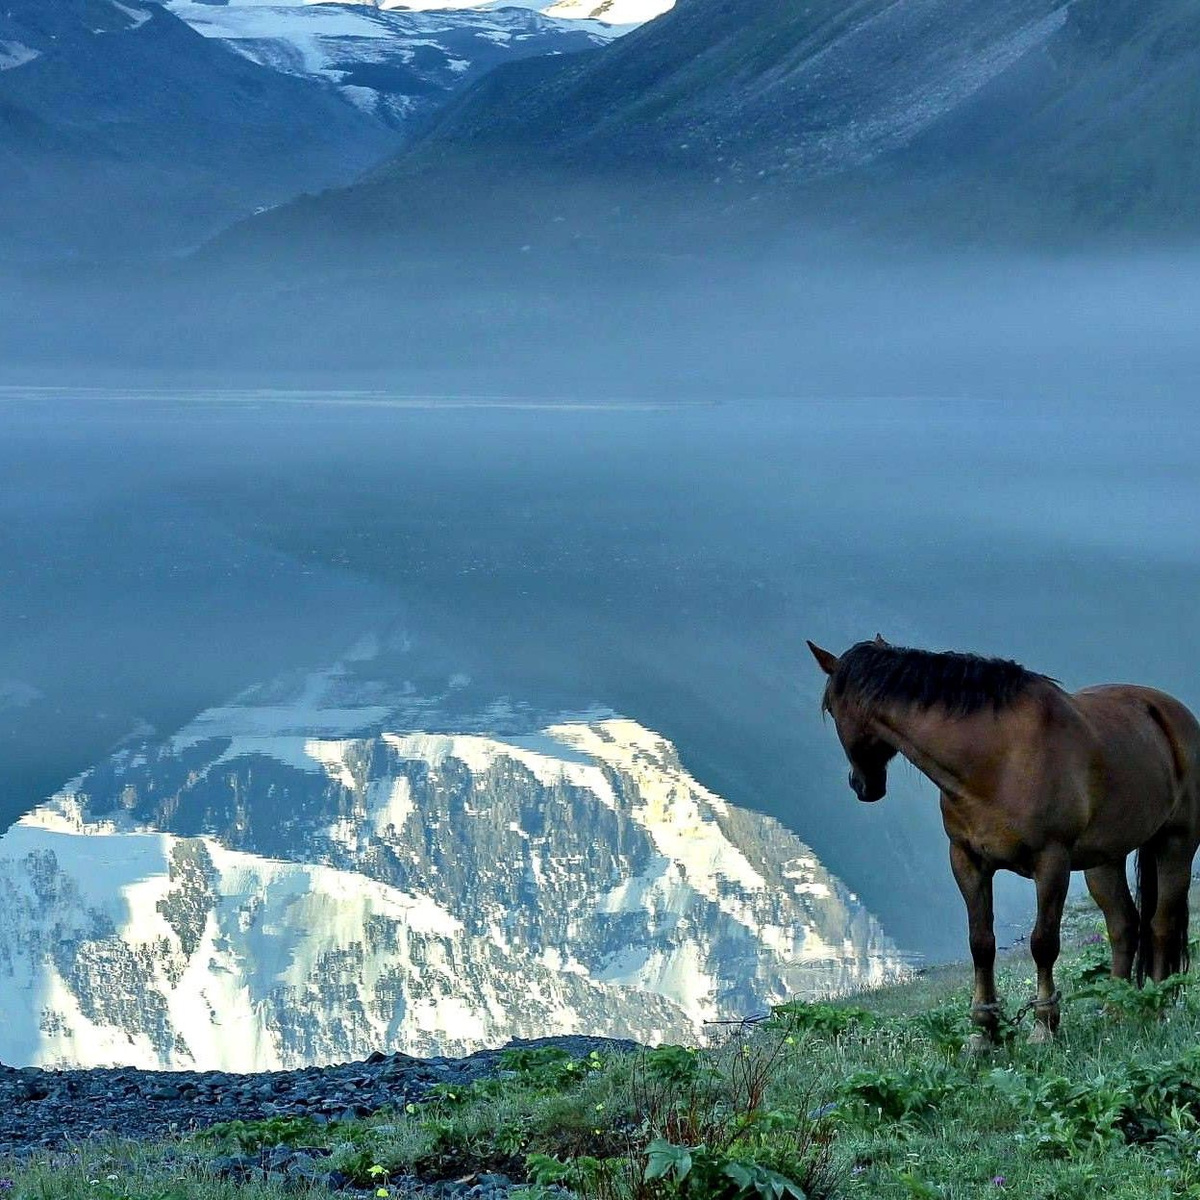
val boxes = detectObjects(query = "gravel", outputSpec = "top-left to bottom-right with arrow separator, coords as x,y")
0,1035 -> 637,1191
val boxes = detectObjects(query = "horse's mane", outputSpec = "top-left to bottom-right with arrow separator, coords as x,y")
824,642 -> 1056,717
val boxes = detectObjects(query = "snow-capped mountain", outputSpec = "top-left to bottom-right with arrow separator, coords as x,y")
167,2 -> 618,127
540,0 -> 671,22
0,668 -> 910,1070
186,0 -> 675,27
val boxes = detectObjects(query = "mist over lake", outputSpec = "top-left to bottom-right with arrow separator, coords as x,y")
3,388 -> 1197,970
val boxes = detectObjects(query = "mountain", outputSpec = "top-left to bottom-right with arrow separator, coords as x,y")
0,667 -> 909,1070
0,0 -> 396,260
191,0 -> 674,24
166,2 -> 616,129
404,0 -> 1066,177
542,0 -> 672,22
230,0 -> 1200,249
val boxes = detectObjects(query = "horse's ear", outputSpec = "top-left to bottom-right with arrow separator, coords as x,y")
806,640 -> 840,676
874,633 -> 888,646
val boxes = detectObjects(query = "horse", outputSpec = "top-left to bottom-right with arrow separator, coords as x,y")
806,636 -> 1200,1047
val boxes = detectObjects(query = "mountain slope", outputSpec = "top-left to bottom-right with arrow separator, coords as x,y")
238,0 -> 1200,247
0,670 -> 909,1070
405,0 -> 1065,176
889,0 -> 1200,233
0,0 -> 396,260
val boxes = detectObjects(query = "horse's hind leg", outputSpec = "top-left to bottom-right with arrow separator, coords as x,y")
1084,862 -> 1138,980
1028,845 -> 1071,1043
1149,833 -> 1196,981
949,839 -> 999,1049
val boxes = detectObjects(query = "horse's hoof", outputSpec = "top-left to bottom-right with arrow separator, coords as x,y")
962,1031 -> 995,1056
1027,1022 -> 1056,1046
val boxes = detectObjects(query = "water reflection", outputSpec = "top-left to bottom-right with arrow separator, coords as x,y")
0,662 -> 909,1070
3,391 -> 1197,965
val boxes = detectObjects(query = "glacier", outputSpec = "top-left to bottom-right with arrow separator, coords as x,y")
0,667 -> 911,1071
166,1 -> 621,126
191,0 -> 675,26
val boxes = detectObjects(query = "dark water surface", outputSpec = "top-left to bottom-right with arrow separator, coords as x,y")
2,389 -> 1197,959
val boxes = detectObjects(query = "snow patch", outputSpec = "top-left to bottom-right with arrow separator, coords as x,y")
0,40 -> 40,70
110,0 -> 152,29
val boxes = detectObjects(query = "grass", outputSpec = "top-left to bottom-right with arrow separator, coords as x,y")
6,900 -> 1200,1199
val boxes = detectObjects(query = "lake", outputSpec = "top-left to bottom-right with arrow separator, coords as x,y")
1,388 -> 1197,983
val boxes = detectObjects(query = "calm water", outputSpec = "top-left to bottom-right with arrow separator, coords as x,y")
2,388 -> 1199,960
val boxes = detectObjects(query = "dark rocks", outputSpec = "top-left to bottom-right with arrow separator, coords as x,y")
0,1035 -> 636,1158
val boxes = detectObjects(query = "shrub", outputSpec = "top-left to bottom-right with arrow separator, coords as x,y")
839,1067 -> 955,1123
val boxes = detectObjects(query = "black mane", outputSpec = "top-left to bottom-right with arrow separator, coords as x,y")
824,642 -> 1055,717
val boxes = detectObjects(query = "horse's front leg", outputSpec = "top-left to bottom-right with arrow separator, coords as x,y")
1028,845 -> 1071,1043
949,839 -> 999,1050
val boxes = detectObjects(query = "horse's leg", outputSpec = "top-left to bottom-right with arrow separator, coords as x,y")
949,839 -> 999,1049
1028,845 -> 1071,1043
1150,833 -> 1195,981
1084,862 -> 1138,980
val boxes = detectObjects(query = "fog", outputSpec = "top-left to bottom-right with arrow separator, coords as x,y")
2,226 -> 1200,959
6,225 -> 1200,397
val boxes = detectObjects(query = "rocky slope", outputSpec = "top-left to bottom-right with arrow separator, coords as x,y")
0,669 -> 909,1071
0,1035 -> 632,1155
404,0 -> 1068,179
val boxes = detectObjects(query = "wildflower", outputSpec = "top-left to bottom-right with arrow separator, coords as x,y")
992,1176 -> 1006,1188
0,1182 -> 13,1192
376,1190 -> 389,1198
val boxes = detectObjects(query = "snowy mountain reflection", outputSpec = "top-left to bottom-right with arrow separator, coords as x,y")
0,664 -> 910,1070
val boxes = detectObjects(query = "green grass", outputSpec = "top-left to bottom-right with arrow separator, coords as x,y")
6,901 -> 1200,1199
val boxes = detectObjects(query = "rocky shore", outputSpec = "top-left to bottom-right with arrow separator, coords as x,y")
0,1035 -> 636,1189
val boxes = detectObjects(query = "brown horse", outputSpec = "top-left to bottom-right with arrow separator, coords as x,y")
807,636 -> 1200,1046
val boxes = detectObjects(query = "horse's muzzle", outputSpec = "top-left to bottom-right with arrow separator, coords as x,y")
849,769 -> 886,803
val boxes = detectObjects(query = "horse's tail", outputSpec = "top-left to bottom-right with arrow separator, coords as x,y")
1134,845 -> 1158,987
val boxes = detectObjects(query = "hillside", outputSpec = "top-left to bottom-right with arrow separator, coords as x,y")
0,0 -> 396,260
229,0 -> 1200,250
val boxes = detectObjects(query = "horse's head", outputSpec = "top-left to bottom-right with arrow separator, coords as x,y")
807,638 -> 897,803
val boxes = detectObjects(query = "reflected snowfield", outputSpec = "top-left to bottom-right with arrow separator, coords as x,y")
0,659 -> 907,1069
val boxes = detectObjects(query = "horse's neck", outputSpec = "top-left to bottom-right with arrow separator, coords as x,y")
870,700 -> 984,797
